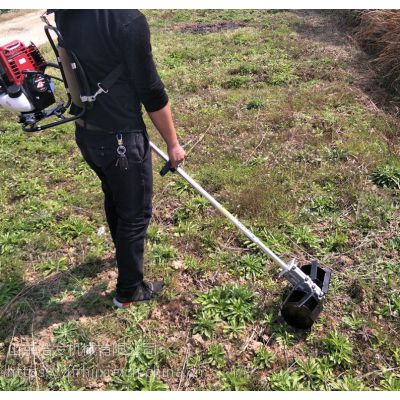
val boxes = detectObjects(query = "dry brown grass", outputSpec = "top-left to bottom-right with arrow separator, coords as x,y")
355,10 -> 400,93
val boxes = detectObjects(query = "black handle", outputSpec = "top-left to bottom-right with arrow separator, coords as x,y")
160,161 -> 176,177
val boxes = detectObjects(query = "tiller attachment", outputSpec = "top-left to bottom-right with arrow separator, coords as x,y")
281,261 -> 331,329
152,143 -> 333,330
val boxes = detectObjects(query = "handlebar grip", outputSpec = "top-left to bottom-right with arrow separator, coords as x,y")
160,161 -> 176,177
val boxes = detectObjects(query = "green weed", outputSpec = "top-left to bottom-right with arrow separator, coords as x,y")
193,284 -> 258,338
195,284 -> 258,325
206,344 -> 227,368
246,99 -> 264,110
393,348 -> 400,367
118,304 -> 151,337
310,195 -> 338,215
0,376 -> 29,390
312,357 -> 336,389
371,164 -> 400,189
323,230 -> 349,252
268,370 -> 305,390
230,64 -> 260,76
275,329 -> 295,349
173,220 -> 198,237
236,254 -> 265,280
242,227 -> 289,254
58,217 -> 93,240
223,76 -> 252,89
341,313 -> 366,330
193,310 -> 218,338
170,179 -> 196,195
331,375 -> 366,390
53,322 -> 79,345
146,225 -> 167,244
109,339 -> 169,390
36,257 -> 68,276
12,177 -> 47,199
218,368 -> 251,391
127,338 -> 169,370
149,244 -> 177,265
109,370 -> 168,391
187,354 -> 203,369
354,194 -> 392,232
375,292 -> 400,319
379,372 -> 400,391
0,231 -> 25,255
174,197 -> 209,222
138,372 -> 168,391
222,320 -> 246,339
252,347 -> 276,369
46,363 -> 83,391
0,281 -> 24,308
295,357 -> 341,389
322,330 -> 353,366
289,225 -> 321,251
184,255 -> 207,276
324,146 -> 349,162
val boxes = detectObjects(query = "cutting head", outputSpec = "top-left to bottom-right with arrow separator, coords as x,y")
280,261 -> 332,329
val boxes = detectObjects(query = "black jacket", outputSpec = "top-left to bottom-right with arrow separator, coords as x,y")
54,10 -> 168,131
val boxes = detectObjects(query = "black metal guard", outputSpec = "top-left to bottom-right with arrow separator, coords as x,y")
21,22 -> 87,132
280,261 -> 332,329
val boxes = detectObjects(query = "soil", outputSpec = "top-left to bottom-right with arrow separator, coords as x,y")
174,21 -> 247,34
0,9 -> 54,46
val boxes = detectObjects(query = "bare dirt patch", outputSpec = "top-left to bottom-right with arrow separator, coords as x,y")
0,9 -> 35,23
174,21 -> 247,34
0,9 -> 53,46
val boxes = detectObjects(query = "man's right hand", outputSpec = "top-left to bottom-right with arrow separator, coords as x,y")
147,102 -> 185,168
167,142 -> 185,168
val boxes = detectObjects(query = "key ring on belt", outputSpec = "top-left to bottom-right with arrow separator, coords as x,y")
116,133 -> 126,155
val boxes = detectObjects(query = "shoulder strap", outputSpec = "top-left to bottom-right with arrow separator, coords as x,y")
99,63 -> 125,92
80,63 -> 124,103
43,10 -> 125,103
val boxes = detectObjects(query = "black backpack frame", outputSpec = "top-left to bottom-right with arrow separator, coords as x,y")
21,12 -> 123,132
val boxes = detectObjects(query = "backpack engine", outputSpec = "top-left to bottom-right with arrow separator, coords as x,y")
0,40 -> 57,125
0,11 -> 121,132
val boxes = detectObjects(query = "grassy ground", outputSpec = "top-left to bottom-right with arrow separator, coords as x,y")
0,10 -> 399,391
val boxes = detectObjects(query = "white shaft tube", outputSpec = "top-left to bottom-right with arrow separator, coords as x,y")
150,141 -> 291,274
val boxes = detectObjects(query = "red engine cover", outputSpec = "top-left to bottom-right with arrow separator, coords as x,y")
0,40 -> 46,85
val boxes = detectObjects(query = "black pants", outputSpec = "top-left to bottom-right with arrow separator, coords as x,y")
75,124 -> 153,295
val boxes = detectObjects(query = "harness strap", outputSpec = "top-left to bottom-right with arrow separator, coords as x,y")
44,9 -> 125,104
80,63 -> 124,103
100,63 -> 125,91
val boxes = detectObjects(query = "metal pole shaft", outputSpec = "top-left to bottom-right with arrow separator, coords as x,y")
150,141 -> 291,274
